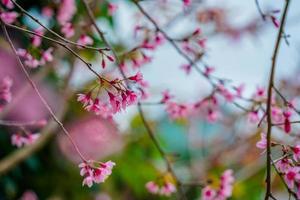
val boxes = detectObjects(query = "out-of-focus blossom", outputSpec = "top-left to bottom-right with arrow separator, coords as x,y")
108,3 -> 118,15
61,22 -> 75,38
11,133 -> 40,148
256,132 -> 267,150
160,182 -> 176,196
77,35 -> 93,46
0,76 -> 13,110
31,28 -> 44,47
57,0 -> 76,25
20,190 -> 38,200
201,186 -> 216,200
145,181 -> 159,194
2,0 -> 14,9
0,11 -> 18,24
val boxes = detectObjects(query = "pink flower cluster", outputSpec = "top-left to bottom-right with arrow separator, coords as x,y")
79,160 -> 115,187
77,72 -> 143,118
2,0 -> 14,9
57,0 -> 76,25
0,11 -> 18,24
0,76 -> 13,111
145,181 -> 176,197
201,169 -> 234,200
11,133 -> 40,148
275,155 -> 300,198
17,48 -> 54,68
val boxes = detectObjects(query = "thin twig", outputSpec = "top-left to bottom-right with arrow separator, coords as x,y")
264,1 -> 291,199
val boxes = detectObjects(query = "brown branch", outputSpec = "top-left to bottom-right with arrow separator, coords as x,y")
264,1 -> 291,199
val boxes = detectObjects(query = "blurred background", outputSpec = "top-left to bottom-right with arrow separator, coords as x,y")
0,0 -> 300,199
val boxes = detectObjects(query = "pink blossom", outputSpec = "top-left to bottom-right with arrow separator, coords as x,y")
16,48 -> 28,58
11,134 -> 25,148
77,35 -> 94,46
61,22 -> 75,38
284,166 -> 300,189
77,92 -> 92,107
42,7 -> 53,18
256,132 -> 267,150
166,101 -> 190,119
31,28 -> 44,47
79,160 -> 115,187
108,92 -> 121,113
145,181 -> 159,194
0,76 -> 13,109
0,11 -> 18,24
57,0 -> 76,25
207,108 -> 219,123
20,190 -> 38,200
276,158 -> 291,173
2,0 -> 14,9
254,86 -> 265,100
108,3 -> 118,16
128,71 -> 143,84
24,57 -> 40,68
85,98 -> 102,113
161,90 -> 173,103
270,15 -> 280,28
204,66 -> 215,77
40,48 -> 54,64
160,182 -> 176,196
82,175 -> 94,187
181,64 -> 192,75
201,186 -> 216,200
183,0 -> 191,7
292,145 -> 300,162
248,111 -> 259,123
11,133 -> 40,148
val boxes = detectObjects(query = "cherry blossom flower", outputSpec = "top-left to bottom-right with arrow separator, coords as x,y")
40,48 -> 54,64
183,0 -> 191,7
0,11 -> 18,24
42,6 -> 53,18
77,92 -> 92,107
61,22 -> 75,38
201,186 -> 216,200
128,71 -> 143,84
20,190 -> 38,200
0,76 -> 13,110
256,132 -> 267,150
57,0 -> 76,25
292,144 -> 300,162
276,158 -> 292,173
160,182 -> 176,196
108,3 -> 118,16
248,111 -> 259,123
166,101 -> 190,119
284,166 -> 300,189
181,64 -> 192,75
11,133 -> 40,148
2,0 -> 14,9
79,160 -> 115,187
283,110 -> 292,133
31,28 -> 44,47
161,90 -> 173,103
77,35 -> 94,46
145,181 -> 159,194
